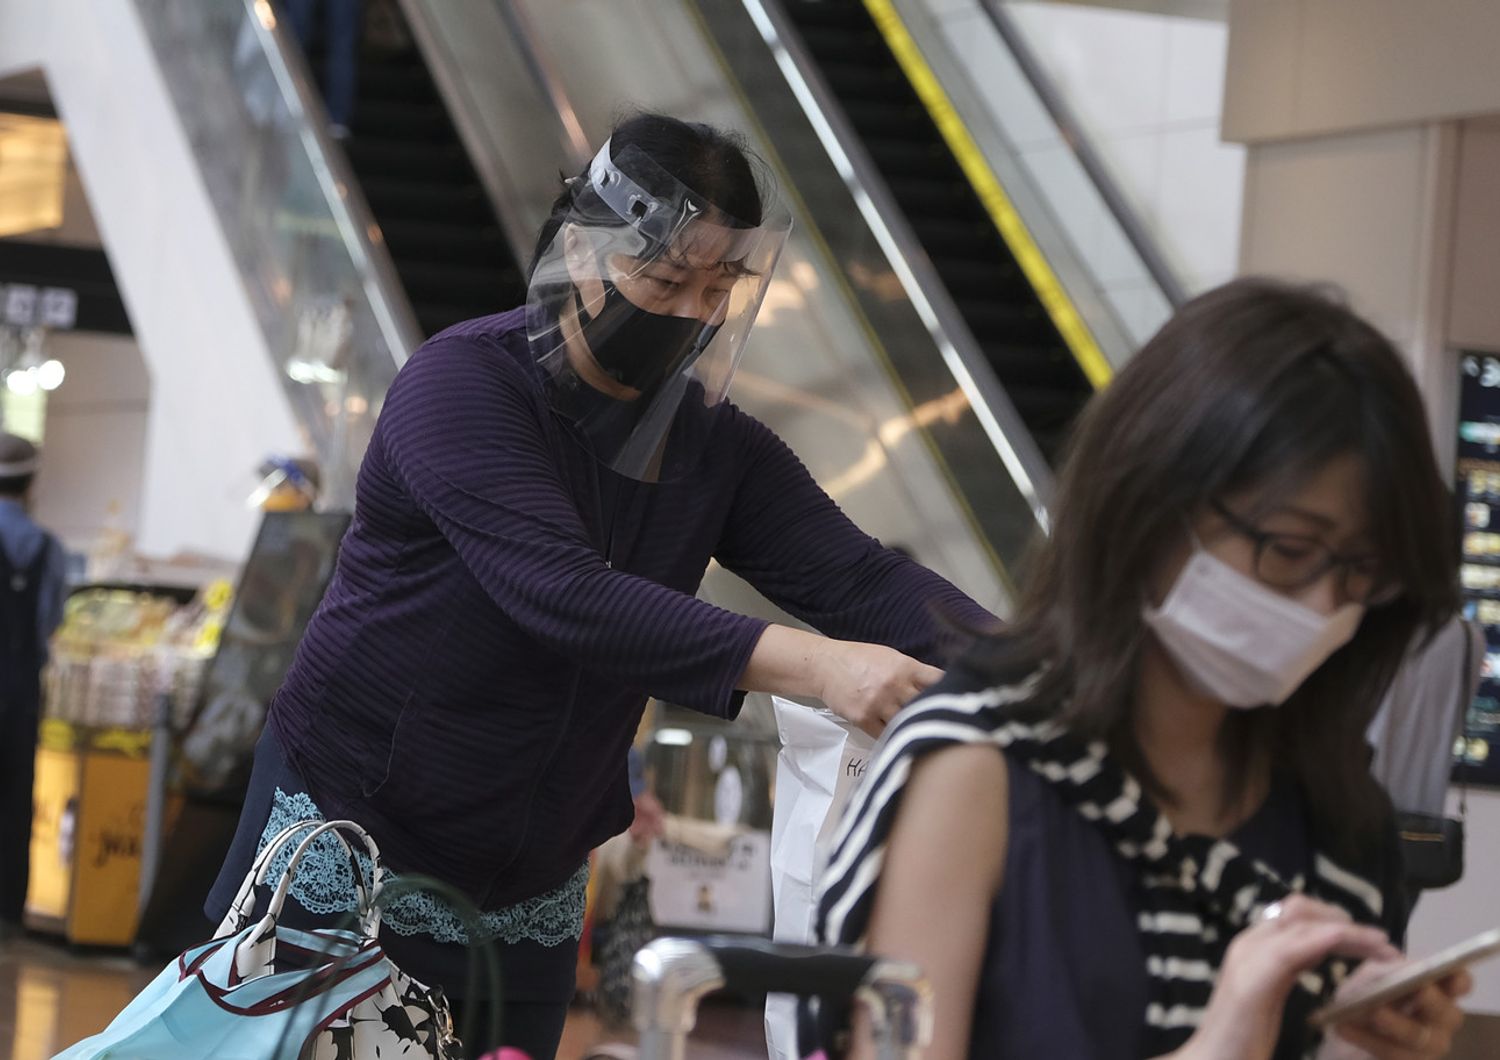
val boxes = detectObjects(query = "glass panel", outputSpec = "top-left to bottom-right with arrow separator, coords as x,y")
899,0 -> 1178,353
129,0 -> 421,506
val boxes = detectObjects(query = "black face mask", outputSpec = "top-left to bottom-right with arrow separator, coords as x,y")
574,281 -> 716,392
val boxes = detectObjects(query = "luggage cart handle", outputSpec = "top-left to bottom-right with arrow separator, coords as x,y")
633,937 -> 931,1060
704,936 -> 879,996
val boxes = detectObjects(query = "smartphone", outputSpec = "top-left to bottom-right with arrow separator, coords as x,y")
1308,927 -> 1500,1027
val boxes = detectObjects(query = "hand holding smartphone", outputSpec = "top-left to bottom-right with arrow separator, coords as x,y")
1308,927 -> 1500,1028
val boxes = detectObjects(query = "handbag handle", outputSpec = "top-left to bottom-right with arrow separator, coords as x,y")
216,819 -> 378,937
232,821 -> 385,981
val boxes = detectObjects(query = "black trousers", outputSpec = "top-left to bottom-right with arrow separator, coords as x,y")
0,704 -> 38,924
448,995 -> 570,1060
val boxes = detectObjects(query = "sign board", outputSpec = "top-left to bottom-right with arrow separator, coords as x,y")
646,830 -> 772,935
0,282 -> 77,329
1455,351 -> 1500,785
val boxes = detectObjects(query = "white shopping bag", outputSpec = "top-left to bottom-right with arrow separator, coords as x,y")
764,696 -> 876,1060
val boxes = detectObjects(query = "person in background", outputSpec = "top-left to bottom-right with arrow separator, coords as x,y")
1367,615 -> 1484,901
281,0 -> 364,137
0,433 -> 68,941
818,280 -> 1470,1060
1368,615 -> 1483,821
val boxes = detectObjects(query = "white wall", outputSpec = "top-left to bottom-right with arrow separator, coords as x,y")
29,331 -> 150,552
0,0 -> 304,564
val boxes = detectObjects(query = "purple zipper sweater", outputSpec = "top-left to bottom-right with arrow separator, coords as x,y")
270,308 -> 993,907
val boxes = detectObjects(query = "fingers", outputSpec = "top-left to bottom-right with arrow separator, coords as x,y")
1267,894 -> 1354,926
1334,1019 -> 1434,1060
1336,1005 -> 1456,1060
1438,969 -> 1474,1000
909,661 -> 944,688
1409,980 -> 1467,1038
1330,973 -> 1467,1059
1277,921 -> 1396,971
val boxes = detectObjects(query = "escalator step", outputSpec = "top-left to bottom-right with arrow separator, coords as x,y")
362,177 -> 493,225
397,259 -> 522,305
1005,383 -> 1089,429
353,100 -> 453,142
839,99 -> 932,135
792,24 -> 885,65
345,138 -> 472,182
957,302 -> 1053,342
909,218 -> 1004,262
819,64 -> 912,105
416,302 -> 501,337
936,259 -> 1020,297
781,0 -> 872,31
885,174 -> 978,209
381,219 -> 513,267
980,342 -> 1089,388
355,61 -> 439,104
861,136 -> 950,178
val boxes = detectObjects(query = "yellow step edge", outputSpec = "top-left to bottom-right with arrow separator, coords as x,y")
860,0 -> 1113,390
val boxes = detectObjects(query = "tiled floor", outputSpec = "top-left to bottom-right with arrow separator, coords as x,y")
0,934 -> 767,1059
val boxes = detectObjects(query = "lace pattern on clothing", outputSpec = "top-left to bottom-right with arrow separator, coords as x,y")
257,787 -> 588,947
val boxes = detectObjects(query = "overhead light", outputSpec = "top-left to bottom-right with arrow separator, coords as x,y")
7,370 -> 37,396
0,114 -> 67,239
36,359 -> 65,391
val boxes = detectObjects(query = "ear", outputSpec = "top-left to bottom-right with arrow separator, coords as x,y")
562,224 -> 607,317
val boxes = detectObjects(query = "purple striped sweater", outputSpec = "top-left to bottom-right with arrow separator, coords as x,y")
270,308 -> 992,906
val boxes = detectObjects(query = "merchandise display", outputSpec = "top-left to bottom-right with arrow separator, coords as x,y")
45,584 -> 226,732
27,582 -> 231,944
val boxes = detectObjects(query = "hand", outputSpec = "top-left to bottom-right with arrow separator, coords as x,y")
1169,895 -> 1400,1060
1319,960 -> 1471,1059
628,790 -> 666,844
816,640 -> 943,737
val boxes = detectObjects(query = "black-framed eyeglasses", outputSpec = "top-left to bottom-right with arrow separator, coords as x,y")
1211,501 -> 1400,606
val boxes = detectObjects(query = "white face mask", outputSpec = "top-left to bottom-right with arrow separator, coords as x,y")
1142,547 -> 1365,709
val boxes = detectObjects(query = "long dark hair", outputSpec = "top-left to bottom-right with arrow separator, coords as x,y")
972,278 -> 1459,858
526,112 -> 765,278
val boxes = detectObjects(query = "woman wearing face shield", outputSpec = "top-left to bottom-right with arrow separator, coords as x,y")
817,280 -> 1470,1060
205,113 -> 993,1059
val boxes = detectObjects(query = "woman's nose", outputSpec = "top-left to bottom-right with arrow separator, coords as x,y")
1297,569 -> 1346,615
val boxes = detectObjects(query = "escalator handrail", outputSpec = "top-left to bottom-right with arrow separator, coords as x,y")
244,0 -> 424,364
741,0 -> 1055,530
978,0 -> 1187,310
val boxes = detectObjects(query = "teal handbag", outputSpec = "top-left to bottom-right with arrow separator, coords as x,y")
55,820 -> 462,1059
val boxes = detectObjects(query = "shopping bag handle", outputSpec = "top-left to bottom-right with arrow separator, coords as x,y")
217,818 -> 380,937
232,821 -> 384,980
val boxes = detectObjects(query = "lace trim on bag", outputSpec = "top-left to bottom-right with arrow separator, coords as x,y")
257,787 -> 588,947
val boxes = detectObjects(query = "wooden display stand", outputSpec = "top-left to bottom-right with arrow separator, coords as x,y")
26,720 -> 180,946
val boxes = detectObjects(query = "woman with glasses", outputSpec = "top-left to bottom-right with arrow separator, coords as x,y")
816,279 -> 1470,1059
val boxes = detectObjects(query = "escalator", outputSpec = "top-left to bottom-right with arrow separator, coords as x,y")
776,0 -> 1094,463
297,11 -> 526,337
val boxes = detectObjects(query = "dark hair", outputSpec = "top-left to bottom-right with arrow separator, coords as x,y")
0,433 -> 38,498
526,112 -> 765,278
972,278 -> 1458,860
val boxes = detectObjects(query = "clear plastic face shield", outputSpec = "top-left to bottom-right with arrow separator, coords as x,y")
528,139 -> 791,480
